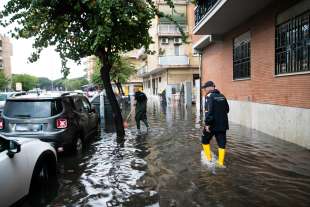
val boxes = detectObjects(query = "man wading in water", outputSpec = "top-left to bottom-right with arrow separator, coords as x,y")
201,81 -> 230,167
134,88 -> 150,134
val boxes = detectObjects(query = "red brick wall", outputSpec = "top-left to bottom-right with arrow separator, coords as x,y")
201,1 -> 310,109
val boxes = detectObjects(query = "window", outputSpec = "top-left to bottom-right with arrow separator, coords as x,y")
82,98 -> 91,112
193,74 -> 200,85
75,97 -> 91,112
51,100 -> 64,115
159,77 -> 162,83
175,45 -> 180,56
275,11 -> 309,75
74,97 -> 85,112
233,32 -> 251,80
4,100 -> 63,118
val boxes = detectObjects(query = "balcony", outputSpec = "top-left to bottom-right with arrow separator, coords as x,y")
158,24 -> 188,37
194,0 -> 274,35
159,55 -> 189,66
194,0 -> 219,26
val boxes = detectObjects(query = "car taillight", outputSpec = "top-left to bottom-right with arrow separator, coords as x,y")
56,118 -> 68,129
0,119 -> 3,129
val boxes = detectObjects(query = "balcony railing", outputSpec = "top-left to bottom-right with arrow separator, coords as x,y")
195,0 -> 219,26
159,55 -> 189,66
137,66 -> 147,76
156,0 -> 187,4
158,24 -> 187,36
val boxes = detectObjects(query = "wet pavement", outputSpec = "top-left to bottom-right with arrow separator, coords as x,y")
21,101 -> 310,207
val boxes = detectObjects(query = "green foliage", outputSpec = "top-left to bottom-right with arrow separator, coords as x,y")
54,77 -> 88,91
92,57 -> 136,87
12,74 -> 38,91
0,71 -> 9,90
38,77 -> 52,90
0,0 -> 183,75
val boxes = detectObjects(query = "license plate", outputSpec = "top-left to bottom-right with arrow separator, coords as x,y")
15,124 -> 43,132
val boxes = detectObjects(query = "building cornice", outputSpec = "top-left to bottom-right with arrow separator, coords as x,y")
139,65 -> 199,78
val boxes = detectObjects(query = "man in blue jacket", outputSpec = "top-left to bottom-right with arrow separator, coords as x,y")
201,81 -> 229,167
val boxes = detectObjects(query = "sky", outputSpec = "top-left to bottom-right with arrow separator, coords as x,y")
0,1 -> 86,80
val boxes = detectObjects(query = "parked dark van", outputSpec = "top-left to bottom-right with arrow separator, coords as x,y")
0,93 -> 99,153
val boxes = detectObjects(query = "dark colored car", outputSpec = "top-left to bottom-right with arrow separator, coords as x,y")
0,93 -> 99,153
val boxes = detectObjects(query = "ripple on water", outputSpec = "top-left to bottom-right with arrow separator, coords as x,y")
23,103 -> 310,207
75,131 -> 156,207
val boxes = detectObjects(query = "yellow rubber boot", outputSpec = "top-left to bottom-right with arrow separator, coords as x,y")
217,148 -> 226,167
202,144 -> 212,161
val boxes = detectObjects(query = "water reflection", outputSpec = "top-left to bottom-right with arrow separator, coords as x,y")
20,100 -> 310,207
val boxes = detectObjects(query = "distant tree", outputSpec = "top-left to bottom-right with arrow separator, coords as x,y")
64,77 -> 89,91
53,78 -> 65,90
38,77 -> 52,90
92,57 -> 136,95
12,74 -> 38,91
1,0 -> 183,139
54,77 -> 88,91
0,71 -> 9,90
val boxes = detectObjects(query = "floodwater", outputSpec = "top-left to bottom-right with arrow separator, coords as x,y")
21,101 -> 310,207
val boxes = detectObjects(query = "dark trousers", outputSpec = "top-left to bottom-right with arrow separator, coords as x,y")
201,129 -> 227,149
135,111 -> 149,130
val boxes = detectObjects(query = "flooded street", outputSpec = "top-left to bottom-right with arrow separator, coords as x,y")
22,101 -> 310,207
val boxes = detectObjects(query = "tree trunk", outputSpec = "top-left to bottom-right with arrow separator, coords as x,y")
100,65 -> 125,141
118,82 -> 125,96
115,81 -> 125,96
114,80 -> 122,95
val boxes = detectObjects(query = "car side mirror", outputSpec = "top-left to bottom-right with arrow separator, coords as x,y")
7,140 -> 21,158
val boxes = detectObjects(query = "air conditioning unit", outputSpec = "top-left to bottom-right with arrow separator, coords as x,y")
174,37 -> 182,45
161,38 -> 169,45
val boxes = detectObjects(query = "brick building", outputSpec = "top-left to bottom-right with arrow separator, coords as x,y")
193,0 -> 310,148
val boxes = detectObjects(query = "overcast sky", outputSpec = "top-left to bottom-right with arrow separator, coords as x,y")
0,1 -> 86,80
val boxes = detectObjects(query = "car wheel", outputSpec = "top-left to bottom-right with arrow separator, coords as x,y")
30,154 -> 57,192
38,163 -> 50,182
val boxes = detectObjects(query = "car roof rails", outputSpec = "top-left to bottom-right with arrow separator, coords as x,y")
61,92 -> 84,97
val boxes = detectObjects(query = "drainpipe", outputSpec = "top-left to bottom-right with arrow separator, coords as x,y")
166,68 -> 169,85
199,52 -> 203,113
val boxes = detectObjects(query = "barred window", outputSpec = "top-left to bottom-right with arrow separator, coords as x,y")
233,32 -> 251,80
275,11 -> 310,75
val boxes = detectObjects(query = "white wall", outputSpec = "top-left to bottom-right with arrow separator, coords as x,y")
228,100 -> 310,149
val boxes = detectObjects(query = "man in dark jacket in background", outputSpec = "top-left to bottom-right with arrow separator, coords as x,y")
201,81 -> 229,167
134,88 -> 150,134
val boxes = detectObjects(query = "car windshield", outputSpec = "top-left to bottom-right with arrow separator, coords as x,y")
4,100 -> 63,118
0,94 -> 8,101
